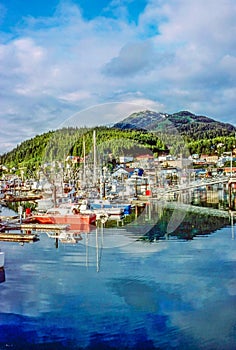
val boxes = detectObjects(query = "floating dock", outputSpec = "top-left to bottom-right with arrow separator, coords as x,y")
19,223 -> 69,231
0,215 -> 19,221
1,194 -> 42,203
1,223 -> 69,232
0,233 -> 39,242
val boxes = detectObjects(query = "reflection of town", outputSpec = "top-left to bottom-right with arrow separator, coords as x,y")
0,177 -> 236,275
44,184 -> 234,247
142,204 -> 231,242
0,193 -> 235,275
120,185 -> 235,242
0,183 -> 235,244
179,184 -> 229,210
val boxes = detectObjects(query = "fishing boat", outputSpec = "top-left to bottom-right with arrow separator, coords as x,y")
24,203 -> 96,229
79,199 -> 125,217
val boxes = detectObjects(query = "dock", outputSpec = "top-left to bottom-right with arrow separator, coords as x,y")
0,232 -> 39,242
1,223 -> 69,232
0,222 -> 69,242
0,215 -> 19,221
1,194 -> 42,203
19,223 -> 69,231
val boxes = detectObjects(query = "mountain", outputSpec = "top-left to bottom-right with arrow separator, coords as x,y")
113,110 -> 236,140
1,110 -> 236,177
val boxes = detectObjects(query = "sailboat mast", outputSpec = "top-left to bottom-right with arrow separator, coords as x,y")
83,137 -> 86,183
93,130 -> 97,185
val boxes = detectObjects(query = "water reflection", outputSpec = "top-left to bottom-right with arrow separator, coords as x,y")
111,279 -> 158,312
143,206 -> 230,241
0,189 -> 236,349
111,200 -> 231,244
0,268 -> 5,283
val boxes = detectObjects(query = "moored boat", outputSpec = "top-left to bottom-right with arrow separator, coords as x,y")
24,203 -> 96,229
79,199 -> 126,218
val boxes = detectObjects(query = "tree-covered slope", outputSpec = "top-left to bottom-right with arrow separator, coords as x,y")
0,127 -> 166,176
1,110 -> 236,177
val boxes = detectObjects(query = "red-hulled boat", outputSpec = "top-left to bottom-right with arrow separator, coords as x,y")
24,204 -> 97,228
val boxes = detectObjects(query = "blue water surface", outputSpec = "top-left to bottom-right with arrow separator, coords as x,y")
0,205 -> 236,350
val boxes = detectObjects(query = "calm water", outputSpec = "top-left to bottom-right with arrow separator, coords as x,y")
0,200 -> 236,350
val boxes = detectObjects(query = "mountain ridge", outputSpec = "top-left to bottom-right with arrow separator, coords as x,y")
1,109 -> 236,177
113,110 -> 236,140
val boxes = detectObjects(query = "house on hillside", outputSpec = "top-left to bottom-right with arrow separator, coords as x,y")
112,167 -> 143,179
191,154 -> 200,160
112,167 -> 134,179
205,155 -> 219,164
119,156 -> 134,164
131,154 -> 154,169
200,154 -> 208,162
158,155 -> 176,162
224,167 -> 236,175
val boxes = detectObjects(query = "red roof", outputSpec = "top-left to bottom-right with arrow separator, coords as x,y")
135,154 -> 154,160
224,167 -> 236,172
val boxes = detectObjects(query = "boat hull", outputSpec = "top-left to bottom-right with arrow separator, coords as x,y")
24,213 -> 97,228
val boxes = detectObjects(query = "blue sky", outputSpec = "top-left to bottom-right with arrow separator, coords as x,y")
0,0 -> 236,153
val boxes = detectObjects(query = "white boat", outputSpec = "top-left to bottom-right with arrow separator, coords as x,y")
79,200 -> 110,222
79,199 -> 125,221
36,198 -> 54,212
58,231 -> 82,244
0,251 -> 5,268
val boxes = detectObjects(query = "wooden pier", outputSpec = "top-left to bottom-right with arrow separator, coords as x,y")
1,194 -> 42,203
0,232 -> 39,242
2,223 -> 69,232
19,223 -> 69,231
0,215 -> 19,221
0,222 -> 69,242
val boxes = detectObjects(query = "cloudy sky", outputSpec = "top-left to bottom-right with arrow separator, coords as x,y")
0,0 -> 236,154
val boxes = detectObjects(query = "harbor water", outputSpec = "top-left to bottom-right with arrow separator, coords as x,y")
0,193 -> 236,349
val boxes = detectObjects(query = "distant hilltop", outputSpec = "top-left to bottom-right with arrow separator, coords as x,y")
114,110 -> 236,140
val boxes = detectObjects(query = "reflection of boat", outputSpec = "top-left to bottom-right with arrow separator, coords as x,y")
24,204 -> 96,229
0,268 -> 5,283
58,231 -> 83,244
0,233 -> 39,243
46,225 -> 97,246
0,251 -> 4,268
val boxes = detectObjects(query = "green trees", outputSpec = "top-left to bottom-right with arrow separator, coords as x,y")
188,136 -> 236,156
0,127 -> 166,177
1,124 -> 235,179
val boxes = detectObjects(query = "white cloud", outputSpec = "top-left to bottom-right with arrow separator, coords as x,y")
59,90 -> 92,102
103,40 -> 156,77
0,0 -> 236,154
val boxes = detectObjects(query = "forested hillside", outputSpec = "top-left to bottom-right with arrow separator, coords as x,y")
1,110 -> 235,177
0,127 -> 167,176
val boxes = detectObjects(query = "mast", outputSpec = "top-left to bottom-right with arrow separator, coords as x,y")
230,151 -> 233,179
83,137 -> 86,183
93,130 -> 97,185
